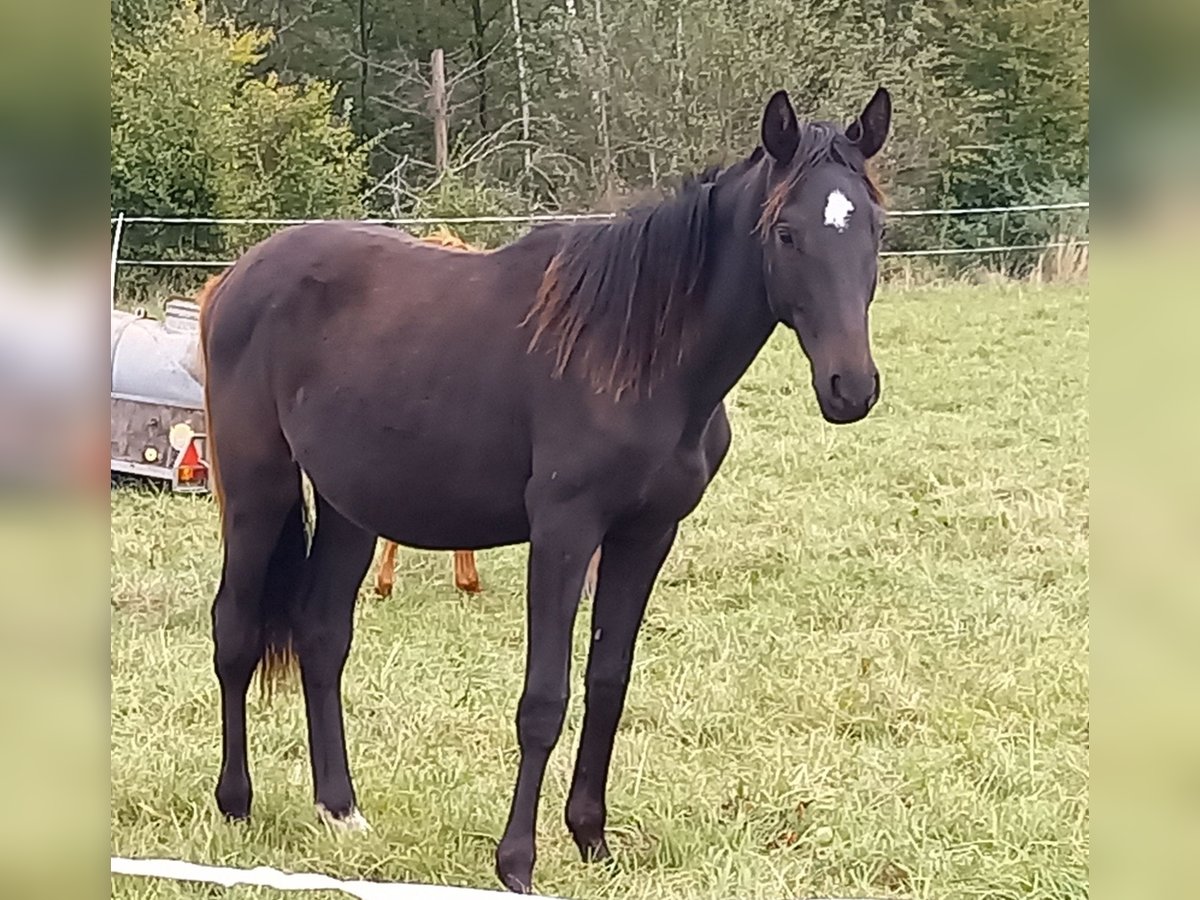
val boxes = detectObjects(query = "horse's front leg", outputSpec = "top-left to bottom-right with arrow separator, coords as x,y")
495,511 -> 601,893
565,524 -> 676,863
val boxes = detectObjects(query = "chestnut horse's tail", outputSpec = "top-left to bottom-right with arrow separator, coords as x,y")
199,267 -> 307,702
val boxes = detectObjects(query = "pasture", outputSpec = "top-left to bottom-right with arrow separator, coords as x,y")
110,281 -> 1088,900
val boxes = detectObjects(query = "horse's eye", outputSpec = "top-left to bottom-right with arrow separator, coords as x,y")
776,226 -> 795,247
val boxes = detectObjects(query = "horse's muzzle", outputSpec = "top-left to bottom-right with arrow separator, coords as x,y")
817,368 -> 880,424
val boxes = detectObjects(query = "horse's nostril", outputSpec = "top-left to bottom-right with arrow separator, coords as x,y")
830,373 -> 843,400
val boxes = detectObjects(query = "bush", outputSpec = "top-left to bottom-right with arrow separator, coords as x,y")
110,1 -> 368,261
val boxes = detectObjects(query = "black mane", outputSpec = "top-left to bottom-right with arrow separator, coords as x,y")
522,157 -> 755,397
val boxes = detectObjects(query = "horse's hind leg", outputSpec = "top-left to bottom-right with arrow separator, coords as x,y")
454,550 -> 482,593
213,468 -> 307,821
292,493 -> 377,828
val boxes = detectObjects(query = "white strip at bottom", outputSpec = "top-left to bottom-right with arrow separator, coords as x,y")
111,857 -> 564,900
111,855 -> 889,900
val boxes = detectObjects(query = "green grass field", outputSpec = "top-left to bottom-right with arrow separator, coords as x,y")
110,282 -> 1089,900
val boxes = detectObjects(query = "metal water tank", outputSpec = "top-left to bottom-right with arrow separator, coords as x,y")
110,300 -> 207,485
110,302 -> 203,408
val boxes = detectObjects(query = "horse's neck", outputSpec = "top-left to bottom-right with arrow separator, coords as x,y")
678,236 -> 775,440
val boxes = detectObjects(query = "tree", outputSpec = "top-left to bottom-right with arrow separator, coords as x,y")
110,1 -> 368,255
917,0 -> 1090,253
111,0 -> 1089,261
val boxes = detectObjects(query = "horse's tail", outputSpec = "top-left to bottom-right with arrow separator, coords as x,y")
197,269 -> 229,529
195,268 -> 228,310
189,269 -> 228,388
199,265 -> 307,703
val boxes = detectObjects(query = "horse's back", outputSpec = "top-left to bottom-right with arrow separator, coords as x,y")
206,222 -> 533,378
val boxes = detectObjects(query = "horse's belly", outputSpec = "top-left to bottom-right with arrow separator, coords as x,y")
310,454 -> 532,550
284,399 -> 533,550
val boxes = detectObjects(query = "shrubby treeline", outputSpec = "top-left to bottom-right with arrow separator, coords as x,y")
110,0 -> 1088,261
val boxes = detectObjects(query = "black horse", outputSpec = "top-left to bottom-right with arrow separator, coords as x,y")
199,87 -> 892,893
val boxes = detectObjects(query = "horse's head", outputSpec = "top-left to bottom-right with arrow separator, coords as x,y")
755,88 -> 891,424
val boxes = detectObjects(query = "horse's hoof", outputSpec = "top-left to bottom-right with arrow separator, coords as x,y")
217,801 -> 250,822
316,803 -> 371,833
215,783 -> 251,821
497,870 -> 534,894
579,838 -> 613,865
495,843 -> 535,894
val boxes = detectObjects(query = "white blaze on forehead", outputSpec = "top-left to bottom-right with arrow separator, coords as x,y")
823,189 -> 854,232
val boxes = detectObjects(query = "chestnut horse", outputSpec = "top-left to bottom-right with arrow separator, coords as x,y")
198,88 -> 891,893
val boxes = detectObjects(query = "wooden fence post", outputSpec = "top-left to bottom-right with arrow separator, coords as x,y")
430,48 -> 449,174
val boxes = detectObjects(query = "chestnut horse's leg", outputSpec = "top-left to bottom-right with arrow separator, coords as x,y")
495,512 -> 602,893
292,493 -> 377,829
453,550 -> 482,593
564,526 -> 676,862
374,540 -> 398,597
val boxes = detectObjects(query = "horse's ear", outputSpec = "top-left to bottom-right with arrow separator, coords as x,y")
761,90 -> 800,165
845,87 -> 891,159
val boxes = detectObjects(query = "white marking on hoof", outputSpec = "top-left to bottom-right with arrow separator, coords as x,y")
315,803 -> 371,833
823,189 -> 854,232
